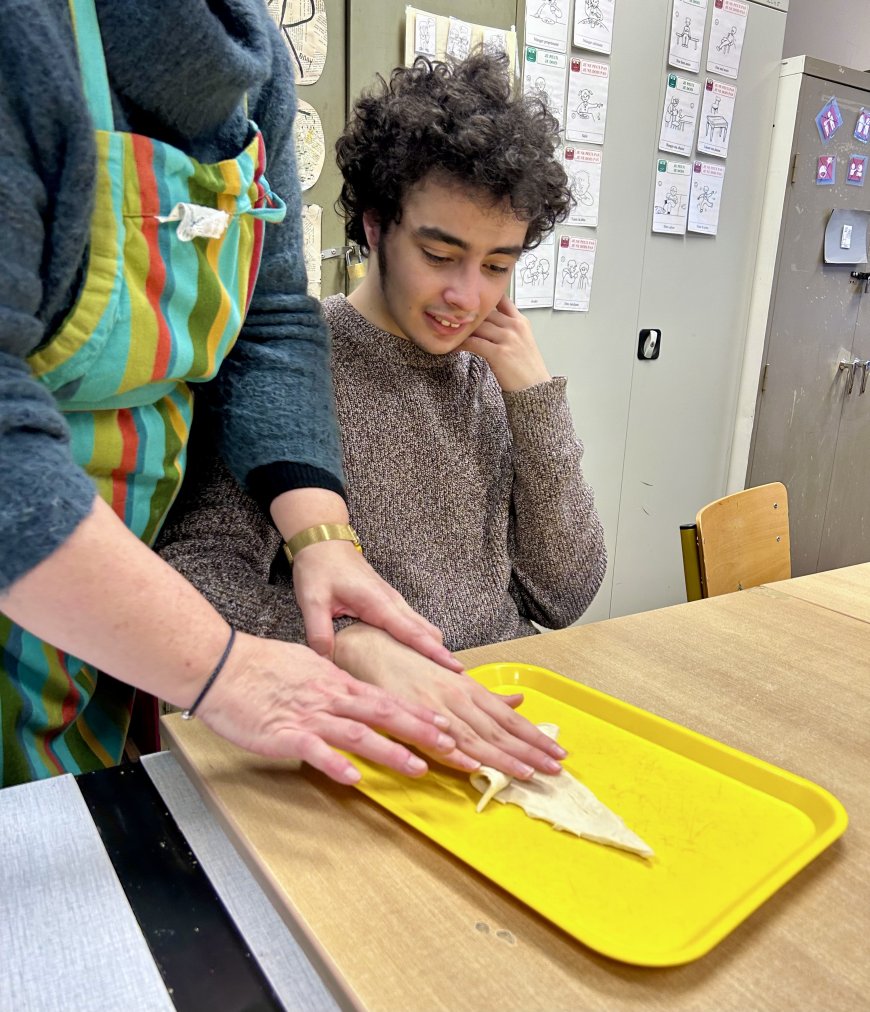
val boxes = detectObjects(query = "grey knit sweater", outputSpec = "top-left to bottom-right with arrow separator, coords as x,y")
157,295 -> 607,651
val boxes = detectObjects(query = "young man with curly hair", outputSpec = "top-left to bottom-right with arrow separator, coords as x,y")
158,52 -> 606,781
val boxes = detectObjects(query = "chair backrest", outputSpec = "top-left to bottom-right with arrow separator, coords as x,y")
695,482 -> 791,598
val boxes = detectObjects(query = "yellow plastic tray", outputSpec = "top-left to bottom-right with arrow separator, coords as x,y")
350,662 -> 847,966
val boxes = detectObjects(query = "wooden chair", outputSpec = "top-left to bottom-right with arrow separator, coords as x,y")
681,482 -> 791,600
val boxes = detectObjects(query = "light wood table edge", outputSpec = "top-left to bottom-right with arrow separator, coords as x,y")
162,716 -> 365,1012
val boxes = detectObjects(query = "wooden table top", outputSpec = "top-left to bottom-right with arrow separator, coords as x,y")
763,562 -> 870,625
163,581 -> 870,1012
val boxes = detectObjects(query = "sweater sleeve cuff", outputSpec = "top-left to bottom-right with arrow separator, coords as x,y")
246,461 -> 347,512
502,376 -> 576,450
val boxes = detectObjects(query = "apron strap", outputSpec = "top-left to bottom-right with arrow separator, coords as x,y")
67,0 -> 114,132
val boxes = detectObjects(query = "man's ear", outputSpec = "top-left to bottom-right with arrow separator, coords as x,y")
362,210 -> 381,251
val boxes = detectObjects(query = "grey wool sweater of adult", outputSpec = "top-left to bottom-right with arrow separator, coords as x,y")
158,296 -> 607,651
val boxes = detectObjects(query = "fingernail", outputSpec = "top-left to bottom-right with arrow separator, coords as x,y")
550,743 -> 568,758
343,766 -> 362,784
406,755 -> 428,774
544,757 -> 563,774
434,714 -> 451,729
458,755 -> 481,771
514,762 -> 535,778
436,733 -> 456,751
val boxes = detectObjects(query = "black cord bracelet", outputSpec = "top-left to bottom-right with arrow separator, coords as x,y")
181,626 -> 236,720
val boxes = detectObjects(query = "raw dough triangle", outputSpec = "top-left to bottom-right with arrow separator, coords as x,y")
470,723 -> 653,858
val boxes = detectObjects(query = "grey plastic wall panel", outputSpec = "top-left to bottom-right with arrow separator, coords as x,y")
525,0 -> 678,624
609,0 -> 788,617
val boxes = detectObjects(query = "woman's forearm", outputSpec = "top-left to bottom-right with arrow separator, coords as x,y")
0,496 -> 229,708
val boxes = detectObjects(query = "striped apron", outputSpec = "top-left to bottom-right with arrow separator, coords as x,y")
0,0 -> 286,785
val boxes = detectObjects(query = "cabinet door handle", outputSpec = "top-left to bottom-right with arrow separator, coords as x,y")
839,358 -> 860,394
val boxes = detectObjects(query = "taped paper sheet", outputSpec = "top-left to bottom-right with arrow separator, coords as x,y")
669,0 -> 708,75
687,160 -> 725,235
563,146 -> 602,228
652,159 -> 690,235
522,47 -> 568,124
525,0 -> 571,54
706,0 -> 747,80
566,57 -> 609,146
659,74 -> 701,158
515,232 -> 556,309
697,78 -> 736,159
555,235 -> 597,312
404,8 -> 518,69
573,0 -> 616,55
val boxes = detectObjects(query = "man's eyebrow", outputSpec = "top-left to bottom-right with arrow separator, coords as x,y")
415,226 -> 523,258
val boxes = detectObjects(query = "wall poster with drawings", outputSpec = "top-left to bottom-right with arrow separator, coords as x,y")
565,57 -> 610,145
573,0 -> 616,56
687,160 -> 725,235
515,232 -> 557,309
563,146 -> 603,227
555,235 -> 597,312
652,158 -> 691,234
697,78 -> 736,159
659,74 -> 701,158
669,0 -> 708,75
523,47 -> 568,125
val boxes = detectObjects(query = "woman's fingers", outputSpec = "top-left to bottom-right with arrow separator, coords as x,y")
440,690 -> 566,778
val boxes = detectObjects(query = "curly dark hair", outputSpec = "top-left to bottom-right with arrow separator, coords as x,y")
335,51 -> 571,252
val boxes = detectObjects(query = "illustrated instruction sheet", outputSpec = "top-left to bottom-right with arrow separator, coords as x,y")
525,0 -> 571,53
563,146 -> 603,227
697,78 -> 736,158
515,232 -> 556,309
706,0 -> 748,80
669,0 -> 708,75
523,47 -> 568,123
687,160 -> 725,235
555,235 -> 596,312
404,9 -> 518,68
445,18 -> 474,59
573,0 -> 616,56
652,159 -> 691,234
659,74 -> 701,157
566,58 -> 609,145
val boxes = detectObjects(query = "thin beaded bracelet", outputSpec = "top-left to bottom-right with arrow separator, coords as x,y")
181,626 -> 236,720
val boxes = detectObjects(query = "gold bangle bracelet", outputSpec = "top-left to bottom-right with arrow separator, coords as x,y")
283,523 -> 363,564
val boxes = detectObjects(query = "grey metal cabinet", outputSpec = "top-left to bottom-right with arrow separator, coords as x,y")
744,58 -> 870,575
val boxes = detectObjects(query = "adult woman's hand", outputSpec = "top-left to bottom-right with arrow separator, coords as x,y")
271,487 -> 463,672
291,539 -> 464,672
197,630 -> 459,784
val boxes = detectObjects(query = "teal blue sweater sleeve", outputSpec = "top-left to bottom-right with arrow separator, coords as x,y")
0,0 -> 343,591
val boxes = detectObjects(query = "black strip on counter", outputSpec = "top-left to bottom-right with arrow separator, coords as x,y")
77,763 -> 283,1012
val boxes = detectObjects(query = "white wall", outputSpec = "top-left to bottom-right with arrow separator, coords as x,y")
783,0 -> 870,71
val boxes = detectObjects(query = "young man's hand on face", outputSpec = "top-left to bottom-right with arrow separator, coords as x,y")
460,294 -> 552,392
